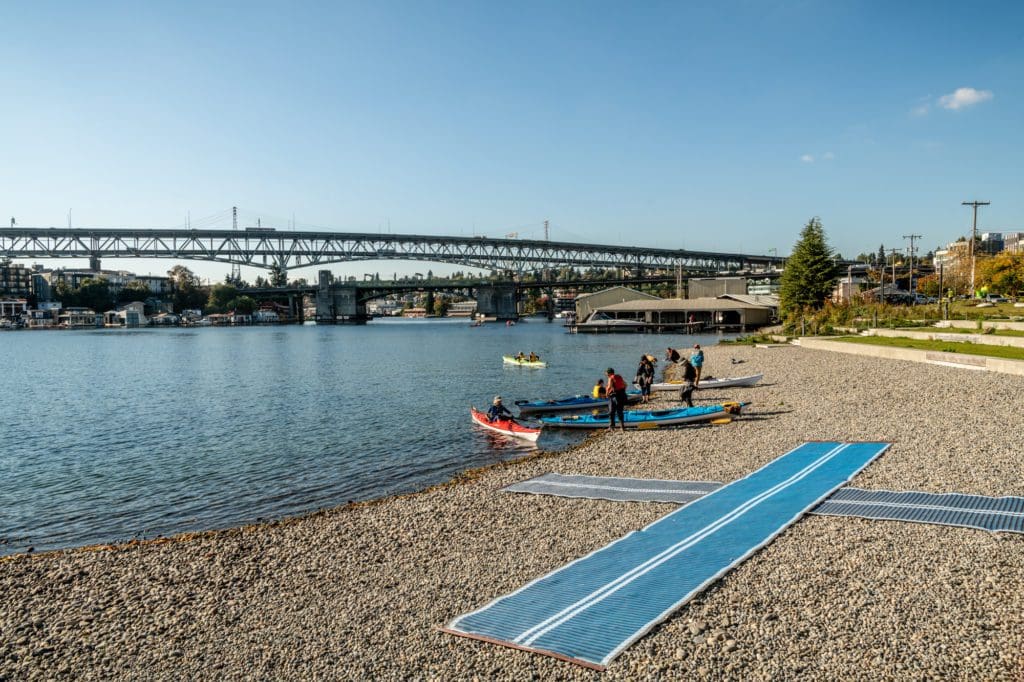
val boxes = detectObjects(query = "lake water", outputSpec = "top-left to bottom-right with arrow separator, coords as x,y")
0,320 -> 732,555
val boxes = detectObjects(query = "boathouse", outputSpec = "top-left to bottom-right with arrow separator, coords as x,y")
574,287 -> 660,323
589,295 -> 776,331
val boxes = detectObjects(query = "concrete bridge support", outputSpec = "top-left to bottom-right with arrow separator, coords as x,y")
475,283 -> 518,321
315,270 -> 369,324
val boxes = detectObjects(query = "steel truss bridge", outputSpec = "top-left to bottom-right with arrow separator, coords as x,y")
0,227 -> 785,274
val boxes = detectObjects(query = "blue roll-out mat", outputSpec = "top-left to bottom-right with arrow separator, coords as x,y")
444,441 -> 891,669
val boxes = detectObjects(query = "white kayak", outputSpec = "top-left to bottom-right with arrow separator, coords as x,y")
649,373 -> 763,392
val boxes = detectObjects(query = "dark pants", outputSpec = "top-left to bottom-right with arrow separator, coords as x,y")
680,380 -> 694,407
608,391 -> 626,428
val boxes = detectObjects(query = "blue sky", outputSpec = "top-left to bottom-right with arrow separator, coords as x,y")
2,1 -> 1022,281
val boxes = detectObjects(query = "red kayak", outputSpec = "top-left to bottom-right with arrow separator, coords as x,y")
470,407 -> 541,442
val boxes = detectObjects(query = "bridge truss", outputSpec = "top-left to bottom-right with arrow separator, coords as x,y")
0,227 -> 785,274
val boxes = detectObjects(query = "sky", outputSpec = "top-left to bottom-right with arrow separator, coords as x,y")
2,1 -> 1023,282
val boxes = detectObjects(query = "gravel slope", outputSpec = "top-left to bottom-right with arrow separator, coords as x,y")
2,344 -> 1022,681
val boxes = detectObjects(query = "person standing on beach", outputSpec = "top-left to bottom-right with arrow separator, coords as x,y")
690,344 -> 704,387
634,355 -> 655,404
605,367 -> 628,430
678,358 -> 697,407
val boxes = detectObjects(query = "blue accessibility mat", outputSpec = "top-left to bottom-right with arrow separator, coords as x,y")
444,441 -> 891,669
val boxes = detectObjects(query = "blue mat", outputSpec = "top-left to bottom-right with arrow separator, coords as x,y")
445,441 -> 891,669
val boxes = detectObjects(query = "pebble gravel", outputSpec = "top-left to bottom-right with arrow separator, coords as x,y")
1,344 -> 1022,680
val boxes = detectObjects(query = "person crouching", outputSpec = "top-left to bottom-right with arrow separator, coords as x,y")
678,358 -> 697,407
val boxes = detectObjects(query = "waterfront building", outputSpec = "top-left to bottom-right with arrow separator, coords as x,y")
0,298 -> 29,319
0,260 -> 33,297
58,307 -> 102,328
746,277 -> 781,296
103,301 -> 147,327
574,286 -> 660,323
446,300 -> 478,317
687,277 -> 747,299
581,295 -> 775,331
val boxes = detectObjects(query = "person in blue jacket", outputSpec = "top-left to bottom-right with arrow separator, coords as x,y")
690,344 -> 704,387
487,396 -> 514,422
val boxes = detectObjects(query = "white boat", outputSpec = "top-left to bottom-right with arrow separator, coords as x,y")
649,373 -> 763,392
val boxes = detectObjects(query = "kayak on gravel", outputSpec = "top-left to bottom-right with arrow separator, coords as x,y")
539,402 -> 747,429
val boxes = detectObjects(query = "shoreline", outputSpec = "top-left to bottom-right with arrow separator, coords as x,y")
2,344 -> 1021,679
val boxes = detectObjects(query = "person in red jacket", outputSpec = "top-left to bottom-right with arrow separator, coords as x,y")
605,367 -> 628,431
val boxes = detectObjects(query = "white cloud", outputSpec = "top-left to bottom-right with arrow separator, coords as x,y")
800,154 -> 814,163
822,151 -> 835,160
910,103 -> 930,117
938,87 -> 993,110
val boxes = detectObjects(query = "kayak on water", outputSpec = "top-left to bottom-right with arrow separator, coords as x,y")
648,374 -> 763,392
515,390 -> 642,414
470,406 -> 541,442
503,355 -> 547,368
540,402 -> 747,429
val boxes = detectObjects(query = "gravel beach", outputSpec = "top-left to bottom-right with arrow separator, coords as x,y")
2,344 -> 1022,681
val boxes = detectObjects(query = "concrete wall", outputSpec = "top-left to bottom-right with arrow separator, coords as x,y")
798,337 -> 1024,376
867,328 -> 1024,349
934,319 -> 1024,332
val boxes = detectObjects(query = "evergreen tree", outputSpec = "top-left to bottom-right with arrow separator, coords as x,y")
876,244 -> 885,265
779,217 -> 837,316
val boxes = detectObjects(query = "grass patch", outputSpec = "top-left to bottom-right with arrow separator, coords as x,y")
895,327 -> 1024,337
720,333 -> 776,345
834,336 -> 1024,361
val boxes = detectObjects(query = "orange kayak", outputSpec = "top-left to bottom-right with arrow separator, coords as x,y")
470,407 -> 541,442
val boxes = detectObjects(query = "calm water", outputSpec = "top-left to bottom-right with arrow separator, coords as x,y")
0,320 -> 731,555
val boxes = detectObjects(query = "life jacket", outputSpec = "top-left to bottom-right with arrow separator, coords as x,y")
609,374 -> 627,392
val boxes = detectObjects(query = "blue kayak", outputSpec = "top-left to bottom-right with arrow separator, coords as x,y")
515,390 -> 642,415
540,402 -> 747,429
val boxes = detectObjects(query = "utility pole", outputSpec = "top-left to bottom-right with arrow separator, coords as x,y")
962,200 -> 989,298
902,233 -> 921,297
544,219 -> 549,241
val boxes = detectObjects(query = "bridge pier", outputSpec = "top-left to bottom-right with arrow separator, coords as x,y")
315,270 -> 369,324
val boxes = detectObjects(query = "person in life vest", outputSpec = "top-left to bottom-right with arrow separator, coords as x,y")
528,351 -> 539,362
487,396 -> 514,422
592,379 -> 606,399
605,367 -> 628,430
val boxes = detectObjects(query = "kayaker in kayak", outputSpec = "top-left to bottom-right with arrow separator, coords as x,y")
605,368 -> 628,431
592,379 -> 606,399
487,396 -> 514,422
515,351 -> 526,362
528,352 -> 540,362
